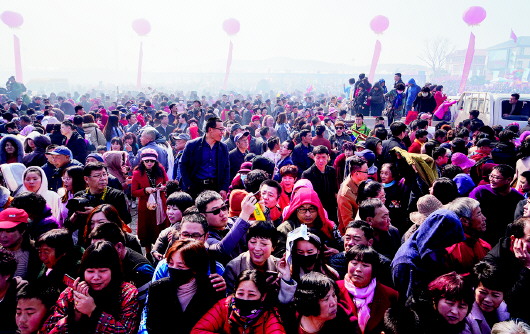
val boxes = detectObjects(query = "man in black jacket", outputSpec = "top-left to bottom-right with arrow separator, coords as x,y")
66,162 -> 131,234
381,121 -> 407,163
155,113 -> 175,140
484,217 -> 530,322
292,129 -> 314,176
228,131 -> 249,180
301,145 -> 338,222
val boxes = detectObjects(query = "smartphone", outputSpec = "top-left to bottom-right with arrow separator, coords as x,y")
265,271 -> 279,281
63,274 -> 75,288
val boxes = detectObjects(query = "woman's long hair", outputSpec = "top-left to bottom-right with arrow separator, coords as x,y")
83,204 -> 128,245
103,115 -> 122,141
78,241 -> 123,318
60,166 -> 85,203
291,237 -> 337,283
135,158 -> 165,179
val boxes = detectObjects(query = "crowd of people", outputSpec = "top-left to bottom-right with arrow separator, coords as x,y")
1,74 -> 530,334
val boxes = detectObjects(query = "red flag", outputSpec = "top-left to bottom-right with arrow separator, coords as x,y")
510,29 -> 518,43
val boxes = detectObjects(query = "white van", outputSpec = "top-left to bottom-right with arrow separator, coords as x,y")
451,92 -> 530,128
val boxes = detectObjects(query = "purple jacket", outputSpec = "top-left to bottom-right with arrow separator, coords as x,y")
462,301 -> 510,334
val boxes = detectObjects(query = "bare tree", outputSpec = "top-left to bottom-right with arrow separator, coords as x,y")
418,37 -> 454,75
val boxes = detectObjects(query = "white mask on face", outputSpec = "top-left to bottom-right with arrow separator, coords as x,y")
422,92 -> 428,97
397,90 -> 403,94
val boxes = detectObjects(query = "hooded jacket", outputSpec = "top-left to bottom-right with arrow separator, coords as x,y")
0,162 -> 26,194
20,166 -> 61,220
103,151 -> 129,186
22,134 -> 51,167
405,78 -> 421,106
275,187 -> 337,257
83,122 -> 107,148
391,209 -> 464,298
0,134 -> 24,164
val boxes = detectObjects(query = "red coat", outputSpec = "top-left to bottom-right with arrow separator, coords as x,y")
131,168 -> 168,244
191,296 -> 285,334
337,280 -> 398,334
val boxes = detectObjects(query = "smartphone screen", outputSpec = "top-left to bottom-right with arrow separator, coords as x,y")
63,274 -> 75,288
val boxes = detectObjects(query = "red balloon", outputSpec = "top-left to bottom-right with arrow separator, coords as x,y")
223,18 -> 240,36
1,11 -> 24,28
370,15 -> 389,34
463,6 -> 486,26
132,19 -> 151,36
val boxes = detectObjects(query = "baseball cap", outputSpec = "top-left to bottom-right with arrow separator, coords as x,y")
354,149 -> 377,174
230,123 -> 242,133
234,131 -> 250,143
48,146 -> 72,158
0,208 -> 29,229
238,161 -> 252,173
175,133 -> 190,141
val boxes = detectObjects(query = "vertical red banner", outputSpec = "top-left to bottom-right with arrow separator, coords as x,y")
368,40 -> 382,83
223,41 -> 233,90
459,32 -> 475,94
136,41 -> 143,89
14,34 -> 23,83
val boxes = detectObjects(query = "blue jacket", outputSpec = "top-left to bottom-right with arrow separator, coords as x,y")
405,78 -> 421,106
391,209 -> 464,298
180,136 -> 230,192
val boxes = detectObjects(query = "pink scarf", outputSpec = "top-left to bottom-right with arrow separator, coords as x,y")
344,276 -> 377,333
176,279 -> 197,311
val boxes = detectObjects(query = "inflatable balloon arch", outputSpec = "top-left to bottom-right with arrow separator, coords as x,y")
222,18 -> 240,89
1,11 -> 24,83
0,9 -> 489,92
368,15 -> 389,83
131,19 -> 151,89
459,6 -> 487,93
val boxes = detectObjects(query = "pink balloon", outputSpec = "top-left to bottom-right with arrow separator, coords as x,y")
132,19 -> 151,36
370,15 -> 389,34
223,18 -> 240,36
463,6 -> 486,26
1,11 -> 24,28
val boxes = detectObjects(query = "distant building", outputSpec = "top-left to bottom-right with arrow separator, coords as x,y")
486,36 -> 530,82
446,49 -> 487,79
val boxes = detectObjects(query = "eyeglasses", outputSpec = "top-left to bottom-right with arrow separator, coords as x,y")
489,174 -> 505,181
214,127 -> 226,132
180,232 -> 206,239
89,173 -> 108,179
356,170 -> 369,174
143,159 -> 156,163
61,177 -> 72,181
297,207 -> 318,214
203,204 -> 229,215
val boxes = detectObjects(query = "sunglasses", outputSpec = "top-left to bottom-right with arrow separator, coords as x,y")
143,159 -> 156,163
203,204 -> 229,215
336,127 -> 344,130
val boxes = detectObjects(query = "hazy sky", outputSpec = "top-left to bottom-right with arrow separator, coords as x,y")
1,0 -> 529,86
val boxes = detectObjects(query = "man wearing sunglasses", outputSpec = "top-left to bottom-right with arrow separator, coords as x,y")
180,117 -> 230,199
196,190 -> 257,266
337,156 -> 368,234
330,120 -> 352,155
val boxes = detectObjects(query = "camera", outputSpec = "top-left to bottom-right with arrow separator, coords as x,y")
66,197 -> 90,212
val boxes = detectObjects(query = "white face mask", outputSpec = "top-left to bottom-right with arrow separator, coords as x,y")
397,90 -> 403,94
422,92 -> 428,97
